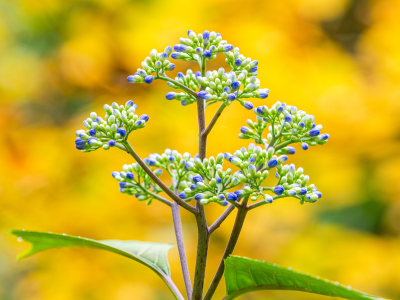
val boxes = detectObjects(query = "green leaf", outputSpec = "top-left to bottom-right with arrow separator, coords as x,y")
224,256 -> 383,300
11,230 -> 183,300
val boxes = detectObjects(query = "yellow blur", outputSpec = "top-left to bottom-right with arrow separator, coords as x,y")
1,0 -> 400,299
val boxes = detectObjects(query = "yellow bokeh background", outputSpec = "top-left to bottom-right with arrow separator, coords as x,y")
1,0 -> 400,299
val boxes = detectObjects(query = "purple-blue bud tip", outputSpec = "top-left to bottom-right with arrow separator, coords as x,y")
240,126 -> 249,134
179,192 -> 187,199
309,129 -> 320,137
117,128 -> 126,137
231,81 -> 240,90
108,140 -> 116,147
267,158 -> 278,168
204,50 -> 212,58
144,75 -> 153,84
127,75 -> 135,83
234,59 -> 242,66
244,101 -> 253,110
166,92 -> 176,100
194,193 -> 204,201
126,172 -> 134,179
301,143 -> 309,150
193,175 -> 203,183
226,192 -> 238,201
274,185 -> 284,195
139,114 -> 149,122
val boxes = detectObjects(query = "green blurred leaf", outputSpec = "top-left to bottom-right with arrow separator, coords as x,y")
11,230 -> 184,299
224,256 -> 383,300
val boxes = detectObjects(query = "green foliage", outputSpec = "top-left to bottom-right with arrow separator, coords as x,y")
224,256 -> 382,300
10,230 -> 180,296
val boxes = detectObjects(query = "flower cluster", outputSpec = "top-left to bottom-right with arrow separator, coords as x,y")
74,100 -> 148,152
195,68 -> 269,109
225,47 -> 259,76
171,30 -> 233,62
112,163 -> 163,205
127,47 -> 175,84
239,101 -> 330,150
179,154 -> 244,206
271,164 -> 322,204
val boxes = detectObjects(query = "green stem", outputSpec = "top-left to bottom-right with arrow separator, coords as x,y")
121,142 -> 197,214
156,76 -> 198,98
203,197 -> 249,300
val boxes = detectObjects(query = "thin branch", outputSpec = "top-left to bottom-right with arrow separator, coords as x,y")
203,197 -> 249,300
164,275 -> 186,300
208,205 -> 235,234
137,185 -> 172,206
171,202 -> 193,299
156,76 -> 198,98
121,142 -> 197,214
202,103 -> 226,138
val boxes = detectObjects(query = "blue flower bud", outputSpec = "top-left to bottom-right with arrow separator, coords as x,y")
298,121 -> 305,128
315,191 -> 322,198
88,129 -> 96,136
299,187 -> 307,195
267,158 -> 278,168
119,182 -> 127,188
194,193 -> 204,201
126,172 -> 134,179
226,192 -> 238,201
135,120 -> 144,127
126,100 -> 134,107
112,171 -> 119,178
117,128 -> 126,137
166,92 -> 176,100
185,161 -> 194,170
224,44 -> 233,51
234,190 -> 244,199
148,158 -> 156,166
249,66 -> 258,73
198,91 -> 210,99
127,75 -> 135,83
256,106 -> 264,115
144,75 -> 153,84
277,106 -> 284,112
223,86 -> 231,93
171,52 -> 180,59
203,30 -> 210,40
139,114 -> 149,122
108,140 -> 116,147
244,101 -> 253,110
234,59 -> 242,66
179,192 -> 187,199
193,175 -> 203,183
301,143 -> 309,150
216,177 -> 222,183
319,133 -> 330,140
87,137 -> 97,145
265,195 -> 274,203
76,144 -> 85,150
274,185 -> 284,195
75,138 -> 86,145
169,156 -> 175,162
309,129 -> 320,137
228,93 -> 236,100
240,126 -> 249,134
284,115 -> 293,123
177,72 -> 184,78
286,146 -> 296,154
204,50 -> 212,58
174,44 -> 187,52
221,200 -> 229,206
279,155 -> 288,162
259,90 -> 269,99
218,194 -> 225,200
231,81 -> 240,90
190,184 -> 197,190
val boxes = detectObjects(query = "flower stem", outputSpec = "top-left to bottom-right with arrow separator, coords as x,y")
121,142 -> 197,214
203,197 -> 249,300
156,76 -> 198,98
192,56 -> 211,300
208,204 -> 235,234
202,103 -> 226,138
171,202 -> 193,299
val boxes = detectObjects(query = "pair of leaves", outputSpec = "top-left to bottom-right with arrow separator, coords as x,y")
12,230 -> 382,300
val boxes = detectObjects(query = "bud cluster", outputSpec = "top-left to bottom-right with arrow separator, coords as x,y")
271,164 -> 322,204
195,68 -> 269,109
225,47 -> 259,75
179,154 -> 245,206
127,47 -> 175,84
74,100 -> 148,152
239,101 -> 330,150
165,70 -> 201,105
171,30 -> 233,62
112,163 -> 163,205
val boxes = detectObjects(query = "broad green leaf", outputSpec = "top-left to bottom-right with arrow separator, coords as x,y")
11,230 -> 183,300
224,256 -> 383,300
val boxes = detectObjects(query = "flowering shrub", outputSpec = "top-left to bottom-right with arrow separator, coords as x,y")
13,30 -> 381,300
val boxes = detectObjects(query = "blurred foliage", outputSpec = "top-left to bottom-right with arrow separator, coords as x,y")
1,0 -> 400,299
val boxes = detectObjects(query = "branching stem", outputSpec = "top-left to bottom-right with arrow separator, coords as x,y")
208,204 -> 235,234
121,142 -> 197,214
